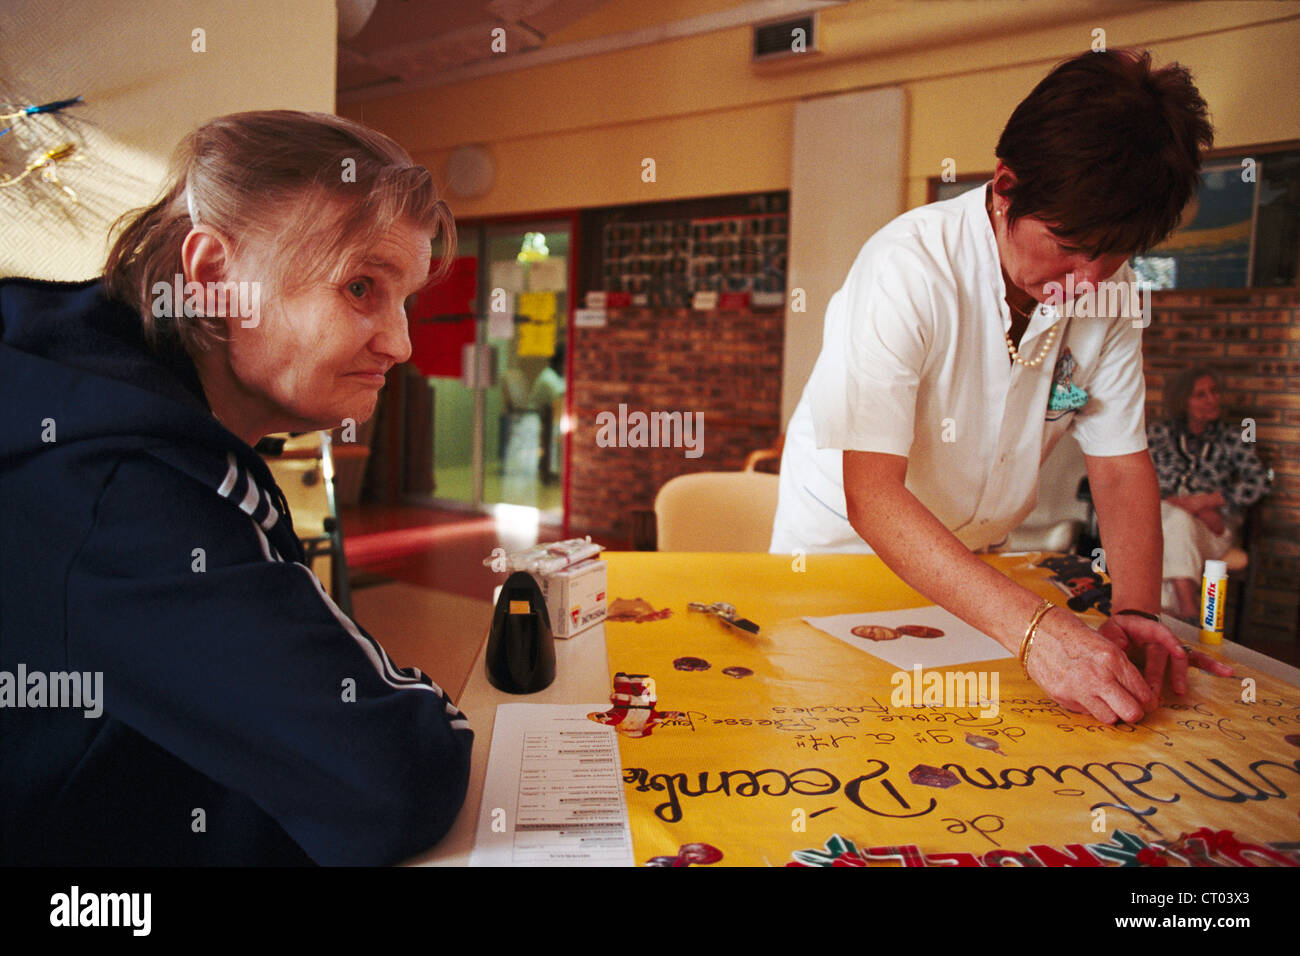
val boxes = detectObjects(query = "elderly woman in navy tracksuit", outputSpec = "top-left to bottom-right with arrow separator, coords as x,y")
0,111 -> 471,865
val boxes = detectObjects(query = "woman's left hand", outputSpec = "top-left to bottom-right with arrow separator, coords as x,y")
1098,614 -> 1235,700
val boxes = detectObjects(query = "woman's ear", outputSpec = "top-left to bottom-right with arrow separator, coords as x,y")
991,161 -> 1017,202
180,225 -> 234,290
178,226 -> 243,336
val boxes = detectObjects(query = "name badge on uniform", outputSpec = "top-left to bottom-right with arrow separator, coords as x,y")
1047,347 -> 1089,417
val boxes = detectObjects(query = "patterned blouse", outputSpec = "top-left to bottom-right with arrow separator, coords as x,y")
1146,418 -> 1272,512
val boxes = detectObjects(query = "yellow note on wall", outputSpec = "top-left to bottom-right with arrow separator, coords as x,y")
517,291 -> 557,357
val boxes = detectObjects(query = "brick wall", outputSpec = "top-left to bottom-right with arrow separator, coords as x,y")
1143,288 -> 1300,642
569,305 -> 783,538
568,288 -> 1299,645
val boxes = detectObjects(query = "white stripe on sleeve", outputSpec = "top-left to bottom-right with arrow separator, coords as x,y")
292,563 -> 465,714
217,452 -> 239,497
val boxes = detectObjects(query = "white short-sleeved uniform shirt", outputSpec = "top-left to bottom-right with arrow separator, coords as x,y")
770,181 -> 1148,554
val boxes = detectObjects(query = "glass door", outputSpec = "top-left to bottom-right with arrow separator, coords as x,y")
412,218 -> 571,524
482,220 -> 569,519
413,226 -> 480,508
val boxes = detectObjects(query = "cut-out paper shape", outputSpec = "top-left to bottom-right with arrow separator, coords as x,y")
608,597 -> 654,620
673,656 -> 711,671
784,828 -> 1300,868
1154,828 -> 1297,868
964,732 -> 1005,756
806,605 -> 1013,668
1036,554 -> 1111,616
721,666 -> 753,678
588,672 -> 671,738
607,597 -> 671,623
851,625 -> 898,641
908,764 -> 960,789
786,834 -> 868,867
645,843 -> 723,867
896,625 -> 944,639
677,843 -> 723,864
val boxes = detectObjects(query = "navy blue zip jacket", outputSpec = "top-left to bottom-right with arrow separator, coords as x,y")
0,277 -> 472,865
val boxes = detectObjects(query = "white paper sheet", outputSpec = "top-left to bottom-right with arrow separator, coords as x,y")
528,256 -> 567,292
487,291 -> 515,339
488,260 -> 526,293
470,703 -> 635,867
804,604 -> 1013,669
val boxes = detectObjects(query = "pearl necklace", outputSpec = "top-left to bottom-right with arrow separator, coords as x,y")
989,188 -> 1059,369
1004,298 -> 1058,367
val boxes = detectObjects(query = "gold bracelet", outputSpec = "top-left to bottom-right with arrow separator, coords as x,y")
1018,598 -> 1055,679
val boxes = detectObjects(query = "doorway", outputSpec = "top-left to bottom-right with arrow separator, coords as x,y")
412,215 -> 573,527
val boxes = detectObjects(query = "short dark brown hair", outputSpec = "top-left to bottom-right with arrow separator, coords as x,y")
995,49 -> 1214,258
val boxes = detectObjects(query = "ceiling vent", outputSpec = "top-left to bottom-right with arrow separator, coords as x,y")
753,14 -> 817,63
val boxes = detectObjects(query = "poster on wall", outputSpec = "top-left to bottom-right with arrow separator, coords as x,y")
599,193 -> 789,309
517,290 -> 557,357
1133,161 -> 1259,289
410,256 -> 477,377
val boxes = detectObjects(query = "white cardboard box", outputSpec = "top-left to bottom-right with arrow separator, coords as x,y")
538,559 -> 607,638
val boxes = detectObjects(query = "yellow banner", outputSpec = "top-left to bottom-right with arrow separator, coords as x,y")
600,553 -> 1300,867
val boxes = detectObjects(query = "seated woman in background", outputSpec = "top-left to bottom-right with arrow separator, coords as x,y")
0,111 -> 472,865
1147,366 -> 1272,620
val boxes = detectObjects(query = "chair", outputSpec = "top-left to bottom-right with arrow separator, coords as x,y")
260,431 -> 355,617
743,433 -> 785,474
653,470 -> 781,552
1226,500 -> 1265,638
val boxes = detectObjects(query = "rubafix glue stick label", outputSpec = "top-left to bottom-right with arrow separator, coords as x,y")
1200,578 -> 1222,630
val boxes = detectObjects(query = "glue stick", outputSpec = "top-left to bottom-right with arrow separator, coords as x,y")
1198,559 -> 1227,645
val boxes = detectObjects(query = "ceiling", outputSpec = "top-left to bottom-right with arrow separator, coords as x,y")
337,0 -> 616,98
335,0 -> 1174,104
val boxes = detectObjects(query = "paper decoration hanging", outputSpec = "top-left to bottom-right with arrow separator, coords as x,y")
0,96 -> 84,203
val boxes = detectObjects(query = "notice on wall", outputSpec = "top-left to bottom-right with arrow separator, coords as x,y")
517,291 -> 557,357
528,256 -> 566,292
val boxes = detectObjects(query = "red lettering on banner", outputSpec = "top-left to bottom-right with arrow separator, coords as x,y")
1029,843 -> 1104,867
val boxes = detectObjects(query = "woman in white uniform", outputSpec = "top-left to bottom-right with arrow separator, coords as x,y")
773,49 -> 1231,724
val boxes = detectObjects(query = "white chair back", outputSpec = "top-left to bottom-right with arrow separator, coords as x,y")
654,471 -> 781,552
